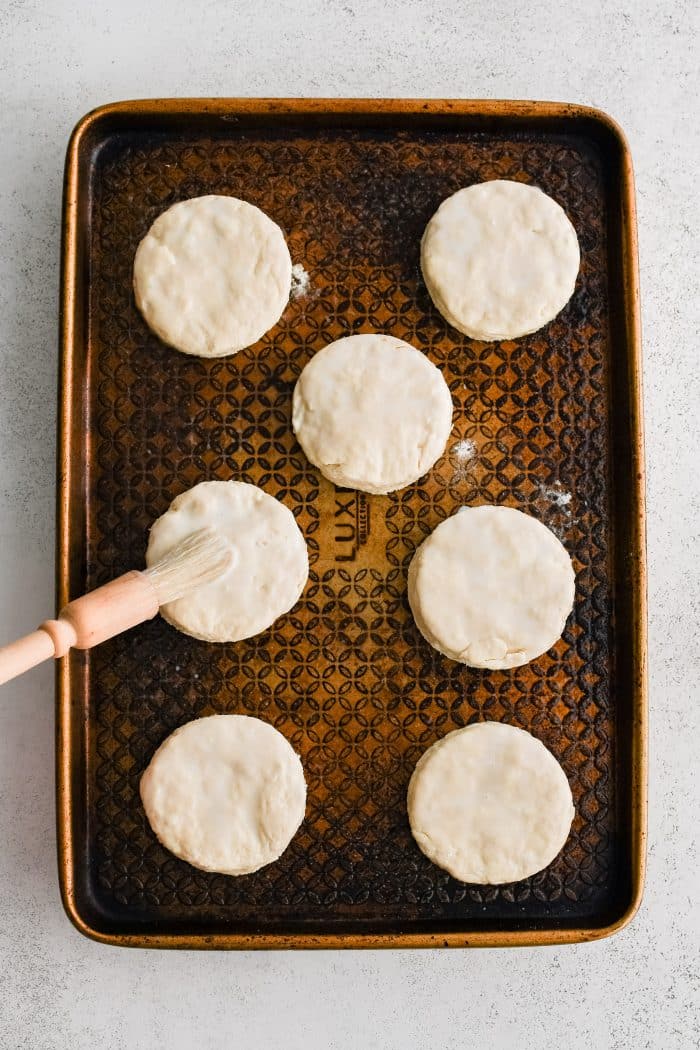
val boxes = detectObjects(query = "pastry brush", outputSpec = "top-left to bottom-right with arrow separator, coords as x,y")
0,528 -> 233,686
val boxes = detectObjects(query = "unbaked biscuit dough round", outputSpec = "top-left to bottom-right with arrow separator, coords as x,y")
133,195 -> 292,357
408,722 -> 574,884
146,480 -> 308,642
292,334 -> 453,494
421,180 -> 580,341
408,505 -> 575,669
140,715 -> 307,875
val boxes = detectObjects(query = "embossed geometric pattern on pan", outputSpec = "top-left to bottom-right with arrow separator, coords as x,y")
87,126 -> 614,928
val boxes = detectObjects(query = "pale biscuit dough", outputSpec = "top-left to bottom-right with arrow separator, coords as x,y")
408,505 -> 575,669
408,722 -> 575,884
292,334 -> 453,494
133,195 -> 292,357
140,715 -> 307,875
146,480 -> 308,642
421,180 -> 580,341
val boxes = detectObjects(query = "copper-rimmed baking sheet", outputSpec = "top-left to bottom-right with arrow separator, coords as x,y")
58,98 -> 646,948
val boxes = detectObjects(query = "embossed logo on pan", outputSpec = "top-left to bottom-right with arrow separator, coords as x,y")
333,492 -> 371,563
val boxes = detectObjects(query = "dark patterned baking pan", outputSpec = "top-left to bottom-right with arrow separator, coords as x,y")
57,99 -> 646,948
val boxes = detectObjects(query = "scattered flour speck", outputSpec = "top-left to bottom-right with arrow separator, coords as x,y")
451,439 -> 477,462
540,483 -> 572,510
291,263 -> 311,299
449,438 -> 477,483
537,483 -> 574,540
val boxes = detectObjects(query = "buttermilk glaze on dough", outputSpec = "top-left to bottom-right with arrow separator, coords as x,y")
146,480 -> 308,643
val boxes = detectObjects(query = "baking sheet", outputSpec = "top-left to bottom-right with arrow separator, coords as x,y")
57,99 -> 646,947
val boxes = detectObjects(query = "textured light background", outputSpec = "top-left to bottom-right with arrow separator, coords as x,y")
0,1 -> 697,1047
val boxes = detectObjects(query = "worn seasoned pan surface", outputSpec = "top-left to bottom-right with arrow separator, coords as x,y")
57,99 -> 646,947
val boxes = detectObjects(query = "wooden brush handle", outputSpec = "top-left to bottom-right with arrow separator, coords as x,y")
0,571 -> 159,686
0,630 -> 57,685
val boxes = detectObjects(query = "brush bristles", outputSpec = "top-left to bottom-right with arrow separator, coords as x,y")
145,527 -> 234,605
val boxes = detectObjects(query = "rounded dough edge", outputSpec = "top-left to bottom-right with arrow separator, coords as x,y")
292,333 -> 453,494
140,715 -> 307,876
407,504 -> 575,669
420,180 -> 580,341
145,480 -> 308,643
133,195 -> 292,358
407,721 -> 575,884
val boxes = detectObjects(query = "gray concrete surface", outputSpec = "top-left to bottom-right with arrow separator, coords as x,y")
0,1 -> 698,1047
